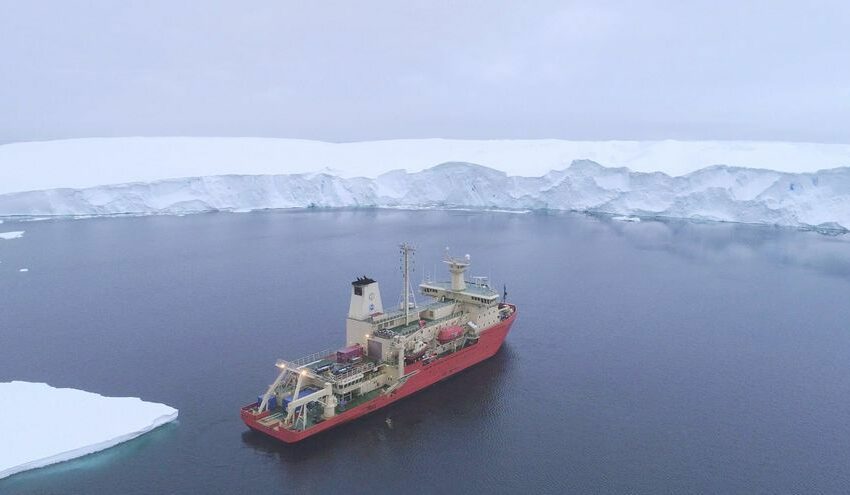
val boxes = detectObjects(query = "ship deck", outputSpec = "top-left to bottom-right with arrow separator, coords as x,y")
302,355 -> 380,384
259,386 -> 388,432
375,310 -> 462,338
243,303 -> 518,441
419,280 -> 500,298
370,299 -> 450,325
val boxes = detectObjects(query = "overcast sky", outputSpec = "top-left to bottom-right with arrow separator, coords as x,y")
2,1 -> 849,145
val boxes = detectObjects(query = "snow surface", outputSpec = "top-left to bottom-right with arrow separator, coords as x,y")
1,160 -> 849,231
2,137 -> 850,195
0,381 -> 178,480
0,231 -> 24,240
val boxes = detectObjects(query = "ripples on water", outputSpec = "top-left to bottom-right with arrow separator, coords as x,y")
1,210 -> 849,494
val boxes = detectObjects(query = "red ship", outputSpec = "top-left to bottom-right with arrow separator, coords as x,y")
241,244 -> 517,443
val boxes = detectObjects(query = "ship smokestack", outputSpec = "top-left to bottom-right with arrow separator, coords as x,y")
348,276 -> 383,319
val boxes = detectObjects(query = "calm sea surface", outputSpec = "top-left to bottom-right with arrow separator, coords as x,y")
2,210 -> 850,494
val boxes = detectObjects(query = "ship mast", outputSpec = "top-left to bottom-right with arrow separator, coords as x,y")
443,248 -> 470,291
400,242 -> 416,325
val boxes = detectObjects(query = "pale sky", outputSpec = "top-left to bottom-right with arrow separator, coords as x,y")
2,1 -> 849,145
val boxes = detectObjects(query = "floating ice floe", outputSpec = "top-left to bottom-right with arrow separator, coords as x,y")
18,268 -> 28,272
612,215 -> 641,222
0,231 -> 24,240
0,381 -> 178,480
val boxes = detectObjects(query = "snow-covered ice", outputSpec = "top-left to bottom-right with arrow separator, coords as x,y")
1,160 -> 848,231
1,137 -> 849,195
0,138 -> 849,231
0,381 -> 178,480
0,231 -> 24,240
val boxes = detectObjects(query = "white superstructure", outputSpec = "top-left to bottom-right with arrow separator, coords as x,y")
252,244 -> 515,432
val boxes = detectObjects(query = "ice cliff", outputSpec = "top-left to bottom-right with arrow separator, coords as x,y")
0,160 -> 848,231
0,138 -> 848,230
3,137 -> 850,194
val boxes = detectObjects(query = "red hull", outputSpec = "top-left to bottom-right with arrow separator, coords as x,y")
241,305 -> 517,443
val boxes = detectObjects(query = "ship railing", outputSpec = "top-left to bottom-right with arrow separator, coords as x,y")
373,328 -> 396,339
327,362 -> 376,384
291,349 -> 335,367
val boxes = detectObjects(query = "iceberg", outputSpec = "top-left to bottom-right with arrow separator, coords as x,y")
0,381 -> 178,480
0,231 -> 24,240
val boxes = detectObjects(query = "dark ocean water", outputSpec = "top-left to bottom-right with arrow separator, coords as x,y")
2,210 -> 850,494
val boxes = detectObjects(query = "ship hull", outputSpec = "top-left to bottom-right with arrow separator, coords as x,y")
241,306 -> 516,443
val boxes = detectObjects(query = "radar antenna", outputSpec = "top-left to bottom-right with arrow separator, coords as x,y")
443,247 -> 471,291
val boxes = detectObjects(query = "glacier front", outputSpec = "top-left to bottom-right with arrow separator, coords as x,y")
1,160 -> 848,231
3,137 -> 850,195
0,381 -> 178,480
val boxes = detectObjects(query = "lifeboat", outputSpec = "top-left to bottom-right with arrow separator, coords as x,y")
437,325 -> 465,344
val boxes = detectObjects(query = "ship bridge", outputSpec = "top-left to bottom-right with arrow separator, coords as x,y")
419,252 -> 500,305
419,279 -> 500,306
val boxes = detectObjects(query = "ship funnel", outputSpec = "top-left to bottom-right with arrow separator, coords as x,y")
348,276 -> 383,320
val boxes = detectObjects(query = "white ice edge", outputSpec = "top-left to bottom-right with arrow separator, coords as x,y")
0,231 -> 24,240
1,159 -> 848,231
1,137 -> 850,231
0,381 -> 178,481
612,215 -> 641,222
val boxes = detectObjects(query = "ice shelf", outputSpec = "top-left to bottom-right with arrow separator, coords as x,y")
2,137 -> 850,193
0,138 -> 849,231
